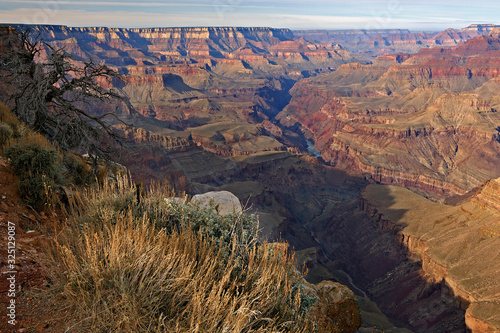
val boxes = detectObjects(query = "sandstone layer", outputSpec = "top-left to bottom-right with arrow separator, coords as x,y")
361,179 -> 500,332
278,32 -> 500,196
10,24 -> 356,159
295,24 -> 500,56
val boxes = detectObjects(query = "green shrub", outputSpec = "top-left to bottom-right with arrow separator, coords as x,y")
0,122 -> 13,147
74,177 -> 259,251
62,153 -> 94,186
3,143 -> 64,210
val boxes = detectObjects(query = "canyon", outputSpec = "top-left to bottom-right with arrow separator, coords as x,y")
1,23 -> 500,332
279,31 -> 500,197
295,24 -> 500,55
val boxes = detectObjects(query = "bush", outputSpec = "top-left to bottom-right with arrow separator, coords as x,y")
1,103 -> 97,208
74,177 -> 259,250
0,103 -> 19,125
0,103 -> 19,149
3,143 -> 63,210
0,122 -> 13,146
48,177 -> 318,332
62,153 -> 93,187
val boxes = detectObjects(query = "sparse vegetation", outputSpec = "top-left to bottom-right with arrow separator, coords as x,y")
45,178 -> 318,332
0,103 -> 94,210
73,178 -> 260,249
4,143 -> 63,210
0,101 -> 323,332
0,108 -> 321,331
0,27 -> 339,333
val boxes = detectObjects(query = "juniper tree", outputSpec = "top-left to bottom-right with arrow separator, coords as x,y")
1,28 -> 128,159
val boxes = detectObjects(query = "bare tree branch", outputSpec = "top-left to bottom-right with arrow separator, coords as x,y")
1,27 -> 131,160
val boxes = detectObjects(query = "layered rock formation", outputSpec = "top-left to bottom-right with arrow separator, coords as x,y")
360,178 -> 500,332
2,23 -> 499,332
8,24 -> 355,158
295,24 -> 500,55
278,31 -> 500,196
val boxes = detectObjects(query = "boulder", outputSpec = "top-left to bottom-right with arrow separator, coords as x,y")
191,191 -> 242,216
302,280 -> 361,333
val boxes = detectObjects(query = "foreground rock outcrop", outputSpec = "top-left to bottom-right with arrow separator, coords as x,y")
302,280 -> 361,333
191,190 -> 243,215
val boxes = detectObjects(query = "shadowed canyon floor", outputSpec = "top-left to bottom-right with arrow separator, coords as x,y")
278,31 -> 500,196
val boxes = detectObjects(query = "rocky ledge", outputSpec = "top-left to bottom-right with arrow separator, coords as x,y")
361,178 -> 500,332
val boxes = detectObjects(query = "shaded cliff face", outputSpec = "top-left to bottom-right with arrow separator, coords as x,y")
0,25 -> 19,104
278,32 -> 500,196
358,178 -> 500,332
303,175 -> 500,332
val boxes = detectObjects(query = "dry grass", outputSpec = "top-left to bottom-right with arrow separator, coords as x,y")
1,103 -> 96,209
0,104 -> 321,332
71,177 -> 260,250
0,102 -> 19,124
46,178 -> 318,332
0,103 -> 53,151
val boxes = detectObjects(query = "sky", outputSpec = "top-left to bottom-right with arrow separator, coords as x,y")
0,0 -> 499,31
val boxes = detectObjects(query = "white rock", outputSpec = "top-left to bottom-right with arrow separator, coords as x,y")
191,191 -> 242,216
164,197 -> 187,205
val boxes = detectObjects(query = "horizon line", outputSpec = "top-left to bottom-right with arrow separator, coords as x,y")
2,22 -> 499,33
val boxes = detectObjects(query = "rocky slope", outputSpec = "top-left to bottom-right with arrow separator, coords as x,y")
360,178 -> 500,332
278,31 -> 500,196
0,157 -> 67,332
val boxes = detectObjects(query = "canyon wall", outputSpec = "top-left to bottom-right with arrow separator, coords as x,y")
278,31 -> 500,196
295,24 -> 500,56
3,23 -> 500,331
359,179 -> 500,332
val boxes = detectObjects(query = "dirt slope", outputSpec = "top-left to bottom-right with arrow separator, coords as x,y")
0,157 -> 65,332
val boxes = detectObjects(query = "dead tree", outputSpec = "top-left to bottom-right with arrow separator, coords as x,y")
1,27 -> 129,158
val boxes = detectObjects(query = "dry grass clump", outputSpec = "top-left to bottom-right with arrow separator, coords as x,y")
48,179 -> 317,332
0,102 -> 29,149
54,216 -> 315,332
0,103 -> 53,150
72,177 -> 260,250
